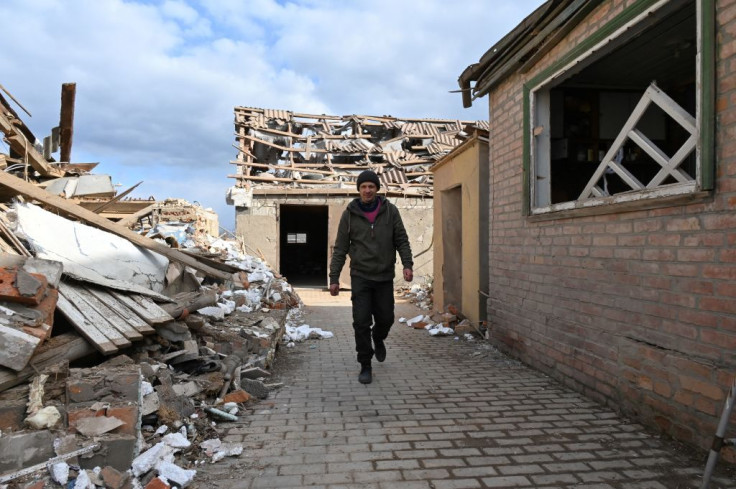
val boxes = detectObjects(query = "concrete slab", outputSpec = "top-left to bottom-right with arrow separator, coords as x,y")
0,430 -> 55,473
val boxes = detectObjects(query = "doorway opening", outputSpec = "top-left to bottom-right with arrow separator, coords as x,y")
279,205 -> 328,287
442,186 -> 462,309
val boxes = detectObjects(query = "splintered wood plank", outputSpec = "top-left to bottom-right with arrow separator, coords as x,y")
56,294 -> 117,355
116,203 -> 156,229
0,114 -> 63,177
0,332 -> 96,392
87,287 -> 155,335
58,285 -> 131,349
68,283 -> 144,341
110,291 -> 174,326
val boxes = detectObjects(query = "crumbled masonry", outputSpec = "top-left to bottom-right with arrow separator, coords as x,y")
0,86 -> 332,488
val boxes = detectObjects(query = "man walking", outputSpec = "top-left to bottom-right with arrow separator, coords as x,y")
329,170 -> 413,384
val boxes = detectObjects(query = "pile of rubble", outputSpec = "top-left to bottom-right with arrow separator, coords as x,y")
0,84 -> 309,488
397,281 -> 433,310
399,304 -> 487,341
0,204 -> 304,488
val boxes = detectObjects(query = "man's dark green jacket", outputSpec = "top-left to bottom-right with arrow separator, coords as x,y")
329,196 -> 413,283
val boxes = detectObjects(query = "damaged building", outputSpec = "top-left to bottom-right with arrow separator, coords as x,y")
226,107 -> 477,287
458,0 -> 736,461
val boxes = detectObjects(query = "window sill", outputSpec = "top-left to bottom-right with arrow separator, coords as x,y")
528,184 -> 712,221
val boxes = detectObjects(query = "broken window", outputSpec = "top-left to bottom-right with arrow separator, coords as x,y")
529,0 -> 710,213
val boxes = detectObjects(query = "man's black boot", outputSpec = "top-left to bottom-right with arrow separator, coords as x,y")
358,365 -> 372,384
374,339 -> 386,362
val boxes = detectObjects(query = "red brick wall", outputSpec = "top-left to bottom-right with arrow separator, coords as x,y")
486,0 -> 736,456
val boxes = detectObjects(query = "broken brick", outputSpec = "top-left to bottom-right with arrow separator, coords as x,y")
67,365 -> 141,403
0,399 -> 26,431
223,389 -> 251,404
101,465 -> 131,489
145,477 -> 171,489
34,287 -> 58,326
102,405 -> 139,436
67,406 -> 106,433
0,267 -> 48,305
68,402 -> 140,436
22,323 -> 52,343
453,320 -> 475,335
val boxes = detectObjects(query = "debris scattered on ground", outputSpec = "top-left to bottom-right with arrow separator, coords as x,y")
398,293 -> 489,344
0,84 -> 308,488
397,281 -> 433,310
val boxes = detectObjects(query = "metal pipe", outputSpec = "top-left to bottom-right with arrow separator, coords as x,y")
204,406 -> 239,422
700,378 -> 736,489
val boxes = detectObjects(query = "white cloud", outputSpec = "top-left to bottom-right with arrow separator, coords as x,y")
0,0 -> 545,230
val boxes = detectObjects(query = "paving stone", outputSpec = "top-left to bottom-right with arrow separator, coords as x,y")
430,480 -> 482,489
375,459 -> 421,470
190,289 -> 736,489
481,475 -> 532,487
303,472 -> 353,485
451,466 -> 498,477
354,470 -> 402,483
250,475 -> 302,488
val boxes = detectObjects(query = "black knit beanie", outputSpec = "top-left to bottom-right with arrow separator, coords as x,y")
356,170 -> 381,191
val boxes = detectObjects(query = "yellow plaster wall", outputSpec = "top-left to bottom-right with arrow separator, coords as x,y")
432,137 -> 488,325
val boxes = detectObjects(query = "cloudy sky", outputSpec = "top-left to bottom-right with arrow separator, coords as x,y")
0,0 -> 544,231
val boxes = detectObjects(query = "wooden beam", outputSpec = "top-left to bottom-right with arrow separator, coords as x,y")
237,132 -> 329,154
234,107 -> 466,124
251,187 -> 432,197
0,172 -> 232,281
0,112 -> 63,177
228,174 -> 340,184
230,158 -> 432,169
59,83 -> 76,163
235,123 -> 441,142
59,284 -> 131,349
0,83 -> 31,117
111,291 -> 174,326
233,175 -> 433,187
56,293 -> 118,355
55,162 -> 99,173
91,181 -> 142,213
116,203 -> 156,228
0,333 -> 96,392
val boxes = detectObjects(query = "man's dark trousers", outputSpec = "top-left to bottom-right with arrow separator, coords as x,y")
350,275 -> 394,366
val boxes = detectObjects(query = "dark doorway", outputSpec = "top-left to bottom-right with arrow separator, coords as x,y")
442,186 -> 462,309
279,205 -> 328,287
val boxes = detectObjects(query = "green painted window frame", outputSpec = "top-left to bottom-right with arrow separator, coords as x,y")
522,0 -> 715,216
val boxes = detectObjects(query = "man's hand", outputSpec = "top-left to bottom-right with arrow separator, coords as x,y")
329,283 -> 340,296
403,268 -> 413,282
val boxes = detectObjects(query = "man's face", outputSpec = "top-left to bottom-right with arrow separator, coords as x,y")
359,181 -> 378,203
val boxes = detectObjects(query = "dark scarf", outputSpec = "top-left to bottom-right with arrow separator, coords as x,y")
357,196 -> 380,212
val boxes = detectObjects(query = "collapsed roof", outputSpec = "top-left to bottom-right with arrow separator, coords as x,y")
230,107 -> 485,197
